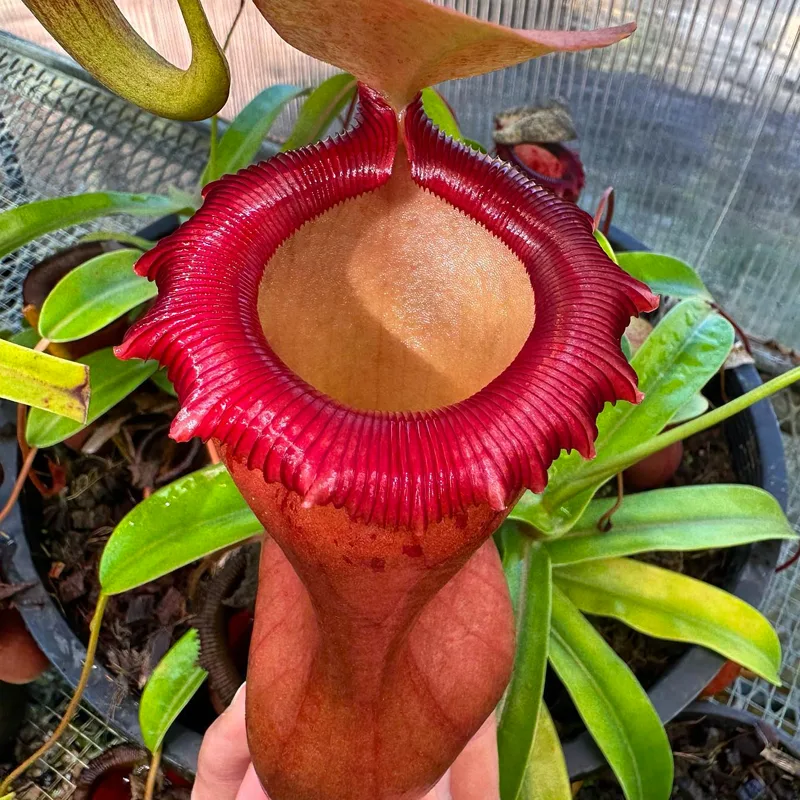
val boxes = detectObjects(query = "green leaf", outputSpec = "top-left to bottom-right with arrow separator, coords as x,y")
593,229 -> 618,263
26,348 -> 157,447
38,250 -> 155,343
9,328 -> 40,349
513,298 -> 735,535
202,84 -> 306,184
554,557 -> 782,684
0,192 -> 188,259
139,629 -> 208,753
78,231 -> 156,251
549,586 -> 673,800
420,87 -> 463,140
670,392 -> 708,425
151,368 -> 178,397
499,524 -> 530,616
616,252 -> 712,301
0,338 -> 89,421
498,545 -> 552,800
545,485 -> 796,566
281,73 -> 357,151
520,705 -> 571,800
99,463 -> 261,595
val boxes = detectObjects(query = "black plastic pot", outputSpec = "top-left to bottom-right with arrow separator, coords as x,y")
0,224 -> 788,780
561,228 -> 789,780
579,702 -> 800,797
680,701 -> 800,759
0,217 -> 203,774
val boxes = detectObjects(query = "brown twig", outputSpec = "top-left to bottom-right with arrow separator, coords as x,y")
711,303 -> 752,356
0,446 -> 37,529
592,187 -> 615,236
775,544 -> 800,573
157,438 -> 202,485
206,440 -> 221,465
223,0 -> 247,51
15,404 -> 28,456
341,89 -> 358,129
597,473 -> 624,532
17,405 -> 64,497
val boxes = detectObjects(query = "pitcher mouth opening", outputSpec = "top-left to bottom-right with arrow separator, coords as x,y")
117,85 -> 657,528
257,152 -> 535,414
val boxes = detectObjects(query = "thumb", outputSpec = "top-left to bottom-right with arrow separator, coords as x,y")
192,684 -> 251,800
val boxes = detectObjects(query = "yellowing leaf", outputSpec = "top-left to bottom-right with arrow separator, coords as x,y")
26,348 -> 156,447
521,705 -> 571,800
555,557 -> 781,684
0,338 -> 88,422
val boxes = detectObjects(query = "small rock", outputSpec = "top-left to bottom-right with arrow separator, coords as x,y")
676,775 -> 708,800
706,726 -> 723,749
725,745 -> 742,770
736,777 -> 765,800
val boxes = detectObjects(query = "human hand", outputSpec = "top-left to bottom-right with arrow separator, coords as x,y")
192,684 -> 500,800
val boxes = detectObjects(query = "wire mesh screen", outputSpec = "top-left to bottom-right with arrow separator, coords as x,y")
1,7 -> 800,793
724,382 -> 800,735
7,682 -> 125,800
0,34 -> 209,332
3,0 -> 798,346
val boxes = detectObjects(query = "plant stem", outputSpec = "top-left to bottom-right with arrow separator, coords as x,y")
555,365 -> 800,505
223,0 -> 247,52
208,115 -> 219,179
0,594 -> 109,794
78,232 -> 156,251
206,440 -> 221,464
0,446 -> 37,528
342,89 -> 358,129
592,186 -> 615,236
597,473 -> 624,532
143,747 -> 162,800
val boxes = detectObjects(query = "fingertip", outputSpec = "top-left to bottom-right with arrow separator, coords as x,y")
192,683 -> 250,800
235,764 -> 269,800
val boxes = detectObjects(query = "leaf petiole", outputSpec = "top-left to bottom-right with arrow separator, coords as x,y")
555,365 -> 800,504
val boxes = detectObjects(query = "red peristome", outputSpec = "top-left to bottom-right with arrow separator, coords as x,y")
117,84 -> 656,529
